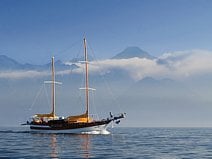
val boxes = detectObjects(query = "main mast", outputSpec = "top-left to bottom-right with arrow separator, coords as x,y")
51,56 -> 56,118
83,38 -> 89,122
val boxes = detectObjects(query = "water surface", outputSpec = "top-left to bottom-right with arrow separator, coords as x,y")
1,127 -> 212,158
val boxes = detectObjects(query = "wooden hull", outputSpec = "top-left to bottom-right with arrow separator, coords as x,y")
22,113 -> 125,134
29,119 -> 111,134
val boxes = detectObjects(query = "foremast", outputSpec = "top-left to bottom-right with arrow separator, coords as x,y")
34,56 -> 61,119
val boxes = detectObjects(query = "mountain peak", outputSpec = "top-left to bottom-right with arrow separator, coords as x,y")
112,47 -> 154,59
0,55 -> 22,70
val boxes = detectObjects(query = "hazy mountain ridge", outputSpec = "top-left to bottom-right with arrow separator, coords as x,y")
0,47 -> 153,71
0,55 -> 23,70
0,47 -> 154,80
0,55 -> 72,71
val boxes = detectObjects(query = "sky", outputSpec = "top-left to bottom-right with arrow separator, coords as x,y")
1,0 -> 212,64
1,0 -> 212,127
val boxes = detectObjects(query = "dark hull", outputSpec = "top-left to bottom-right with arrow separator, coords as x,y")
30,119 -> 111,130
25,113 -> 125,133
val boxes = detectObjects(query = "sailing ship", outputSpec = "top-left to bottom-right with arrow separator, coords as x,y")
23,38 -> 125,133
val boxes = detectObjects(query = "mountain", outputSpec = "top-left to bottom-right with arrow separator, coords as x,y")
0,55 -> 23,70
122,77 -> 197,104
112,47 -> 155,59
44,60 -> 76,71
0,46 -> 152,71
0,55 -> 71,71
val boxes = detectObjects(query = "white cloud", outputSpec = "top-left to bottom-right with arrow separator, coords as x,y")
67,58 -> 169,81
0,69 -> 75,79
1,49 -> 212,80
68,49 -> 212,81
160,50 -> 212,79
0,70 -> 50,79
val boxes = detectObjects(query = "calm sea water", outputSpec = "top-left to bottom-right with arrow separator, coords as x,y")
1,127 -> 212,158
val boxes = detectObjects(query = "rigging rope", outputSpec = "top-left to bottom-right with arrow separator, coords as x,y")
91,90 -> 99,120
28,84 -> 44,112
87,40 -> 123,114
53,39 -> 82,61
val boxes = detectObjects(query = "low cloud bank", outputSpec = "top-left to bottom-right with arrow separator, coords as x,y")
70,49 -> 212,81
0,70 -> 49,79
1,49 -> 212,80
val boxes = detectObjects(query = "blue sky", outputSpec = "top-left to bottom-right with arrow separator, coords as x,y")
1,0 -> 212,64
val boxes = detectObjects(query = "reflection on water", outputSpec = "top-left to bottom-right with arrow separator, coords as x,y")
79,134 -> 91,159
50,134 -> 58,159
48,133 -> 91,159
